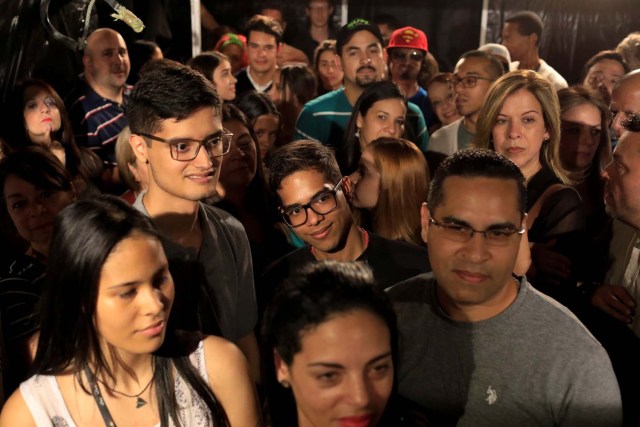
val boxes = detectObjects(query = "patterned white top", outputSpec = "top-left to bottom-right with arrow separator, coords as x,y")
20,341 -> 213,426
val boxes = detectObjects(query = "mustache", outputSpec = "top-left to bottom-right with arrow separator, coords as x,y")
357,65 -> 376,73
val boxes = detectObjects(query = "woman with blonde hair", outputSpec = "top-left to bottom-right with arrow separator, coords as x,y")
345,137 -> 429,246
475,70 -> 586,300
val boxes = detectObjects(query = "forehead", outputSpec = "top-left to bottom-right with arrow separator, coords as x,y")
23,85 -> 50,101
434,176 -> 521,222
561,102 -> 600,123
589,59 -> 625,75
277,169 -> 331,203
248,31 -> 276,45
366,98 -> 406,115
455,56 -> 490,76
502,22 -> 523,36
4,173 -> 37,197
343,30 -> 380,50
154,107 -> 222,136
612,81 -> 640,110
616,131 -> 640,160
88,31 -> 126,52
319,50 -> 336,61
500,88 -> 543,113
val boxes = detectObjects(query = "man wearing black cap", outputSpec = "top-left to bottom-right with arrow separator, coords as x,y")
294,18 -> 429,154
387,26 -> 435,128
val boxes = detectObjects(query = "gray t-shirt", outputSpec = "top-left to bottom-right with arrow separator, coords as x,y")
134,194 -> 257,341
387,273 -> 622,427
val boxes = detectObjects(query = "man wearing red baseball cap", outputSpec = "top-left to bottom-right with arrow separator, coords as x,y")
387,26 -> 436,128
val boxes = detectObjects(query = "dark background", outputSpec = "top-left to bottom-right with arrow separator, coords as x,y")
1,0 -> 638,102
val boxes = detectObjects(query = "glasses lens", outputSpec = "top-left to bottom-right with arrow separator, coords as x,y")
484,229 -> 518,246
463,76 -> 477,88
310,191 -> 338,215
410,52 -> 424,62
170,140 -> 200,161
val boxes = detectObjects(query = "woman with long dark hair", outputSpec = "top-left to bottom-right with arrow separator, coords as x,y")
0,196 -> 260,426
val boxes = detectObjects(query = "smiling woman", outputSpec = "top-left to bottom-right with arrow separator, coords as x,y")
0,195 -> 260,427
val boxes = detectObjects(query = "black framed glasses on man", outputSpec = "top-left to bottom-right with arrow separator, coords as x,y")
449,75 -> 493,89
136,130 -> 233,161
429,217 -> 525,247
280,179 -> 343,228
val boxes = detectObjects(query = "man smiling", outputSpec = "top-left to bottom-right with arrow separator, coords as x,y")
388,149 -> 621,426
128,60 -> 260,380
261,140 -> 428,311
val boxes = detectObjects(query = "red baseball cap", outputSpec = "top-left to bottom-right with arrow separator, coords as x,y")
387,26 -> 428,53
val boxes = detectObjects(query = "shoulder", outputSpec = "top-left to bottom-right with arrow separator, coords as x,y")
201,203 -> 247,235
0,389 -> 36,427
406,101 -> 424,117
386,272 -> 435,301
300,89 -> 345,112
201,335 -> 250,388
431,119 -> 460,139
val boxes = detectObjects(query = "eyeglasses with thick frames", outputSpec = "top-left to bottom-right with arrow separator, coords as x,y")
391,50 -> 425,63
429,217 -> 525,247
137,130 -> 233,161
449,75 -> 493,89
280,180 -> 342,228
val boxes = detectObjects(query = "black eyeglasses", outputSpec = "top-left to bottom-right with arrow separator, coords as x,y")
280,180 -> 342,228
429,217 -> 525,247
137,130 -> 233,161
449,75 -> 493,89
391,50 -> 424,63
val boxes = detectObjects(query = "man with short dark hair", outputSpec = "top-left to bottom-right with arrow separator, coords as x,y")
289,0 -> 338,62
261,139 -> 429,311
295,19 -> 429,154
388,148 -> 622,426
387,26 -> 436,128
501,11 -> 567,90
235,14 -> 283,97
128,60 -> 260,380
428,50 -> 504,155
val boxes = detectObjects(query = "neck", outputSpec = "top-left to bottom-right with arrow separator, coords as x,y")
521,161 -> 543,182
517,50 -> 541,71
27,244 -> 48,259
310,25 -> 329,42
344,81 -> 364,106
98,350 -> 154,391
249,66 -> 275,86
436,277 -> 518,322
85,78 -> 124,104
142,188 -> 200,244
394,79 -> 419,98
462,114 -> 478,134
312,225 -> 365,261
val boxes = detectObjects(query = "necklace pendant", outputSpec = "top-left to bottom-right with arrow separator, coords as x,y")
136,396 -> 147,408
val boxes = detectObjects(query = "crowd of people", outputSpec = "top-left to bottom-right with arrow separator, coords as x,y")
1,1 -> 640,426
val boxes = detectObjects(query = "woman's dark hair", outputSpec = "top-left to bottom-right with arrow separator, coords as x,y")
7,79 -> 102,187
262,260 -> 398,426
340,80 -> 410,174
313,39 -> 338,95
0,147 -> 73,199
276,63 -> 317,107
32,195 -> 229,427
187,51 -> 230,85
129,40 -> 162,85
235,91 -> 281,127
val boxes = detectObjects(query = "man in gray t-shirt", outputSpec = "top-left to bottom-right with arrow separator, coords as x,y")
387,149 -> 622,426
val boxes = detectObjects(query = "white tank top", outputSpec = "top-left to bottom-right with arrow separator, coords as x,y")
20,341 -> 214,426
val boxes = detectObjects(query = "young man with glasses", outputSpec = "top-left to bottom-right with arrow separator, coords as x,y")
260,139 -> 429,311
387,26 -> 436,128
388,148 -> 621,426
428,50 -> 504,156
128,60 -> 261,381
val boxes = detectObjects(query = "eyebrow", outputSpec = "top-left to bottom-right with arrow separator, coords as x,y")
561,120 -> 601,128
281,187 -> 333,210
166,131 -> 224,142
440,215 -> 518,230
5,193 -> 25,200
307,351 -> 393,369
107,265 -> 167,289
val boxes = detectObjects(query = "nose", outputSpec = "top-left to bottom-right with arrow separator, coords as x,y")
40,100 -> 51,113
141,284 -> 166,316
231,74 -> 238,84
346,376 -> 372,408
461,232 -> 491,262
601,161 -> 613,180
611,112 -> 626,138
193,143 -> 215,168
507,120 -> 522,140
306,207 -> 325,226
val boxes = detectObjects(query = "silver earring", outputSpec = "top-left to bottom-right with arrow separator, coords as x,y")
280,380 -> 290,388
355,128 -> 360,138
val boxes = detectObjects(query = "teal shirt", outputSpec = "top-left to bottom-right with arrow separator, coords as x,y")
295,87 -> 429,153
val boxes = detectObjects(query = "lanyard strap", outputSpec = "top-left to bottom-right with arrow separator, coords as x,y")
84,367 -> 117,427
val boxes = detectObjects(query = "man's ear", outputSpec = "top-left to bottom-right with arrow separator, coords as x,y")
420,202 -> 431,244
274,350 -> 290,383
82,54 -> 91,71
129,133 -> 149,165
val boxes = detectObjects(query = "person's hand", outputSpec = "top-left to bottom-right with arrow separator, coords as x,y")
590,284 -> 636,324
530,239 -> 572,285
43,125 -> 53,148
513,227 -> 531,277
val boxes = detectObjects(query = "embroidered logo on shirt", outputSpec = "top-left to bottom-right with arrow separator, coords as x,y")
486,386 -> 497,405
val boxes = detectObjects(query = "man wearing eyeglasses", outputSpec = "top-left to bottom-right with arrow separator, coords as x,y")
428,50 -> 504,156
610,70 -> 640,140
387,26 -> 436,129
388,149 -> 621,426
260,139 -> 429,312
127,60 -> 261,381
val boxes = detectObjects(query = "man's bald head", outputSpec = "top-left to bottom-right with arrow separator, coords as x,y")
610,70 -> 640,138
82,28 -> 130,100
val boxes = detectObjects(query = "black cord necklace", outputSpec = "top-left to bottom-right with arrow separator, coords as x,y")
97,375 -> 154,408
